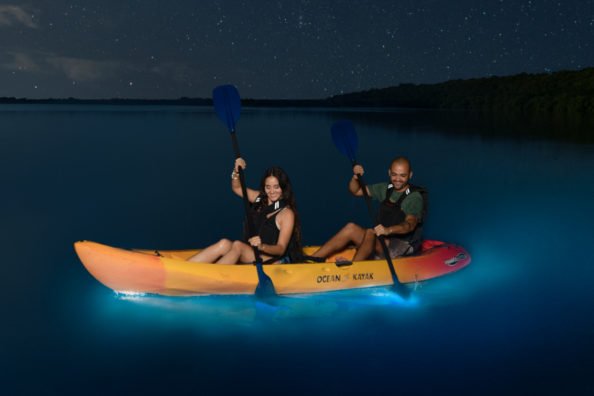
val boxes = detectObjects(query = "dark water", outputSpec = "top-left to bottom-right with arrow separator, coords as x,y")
2,105 -> 593,395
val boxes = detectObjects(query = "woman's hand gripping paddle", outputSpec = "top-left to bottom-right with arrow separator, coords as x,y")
331,120 -> 410,298
212,84 -> 276,297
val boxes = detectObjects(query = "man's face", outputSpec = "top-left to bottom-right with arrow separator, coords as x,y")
388,162 -> 412,191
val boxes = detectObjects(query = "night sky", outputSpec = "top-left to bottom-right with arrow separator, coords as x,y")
1,0 -> 593,99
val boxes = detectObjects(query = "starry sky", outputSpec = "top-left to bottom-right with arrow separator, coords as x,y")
1,0 -> 593,99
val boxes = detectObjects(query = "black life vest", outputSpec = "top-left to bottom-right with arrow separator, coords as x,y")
376,183 -> 428,252
246,196 -> 300,263
249,197 -> 286,245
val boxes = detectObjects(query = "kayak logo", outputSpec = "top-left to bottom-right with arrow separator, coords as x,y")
445,253 -> 467,266
316,274 -> 342,283
316,273 -> 375,283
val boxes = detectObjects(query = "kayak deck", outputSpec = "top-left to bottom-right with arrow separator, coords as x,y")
74,240 -> 471,296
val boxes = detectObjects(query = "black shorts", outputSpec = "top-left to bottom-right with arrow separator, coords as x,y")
375,238 -> 414,259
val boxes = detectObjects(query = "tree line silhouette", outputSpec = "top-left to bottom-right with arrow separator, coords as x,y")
3,67 -> 593,120
328,67 -> 594,122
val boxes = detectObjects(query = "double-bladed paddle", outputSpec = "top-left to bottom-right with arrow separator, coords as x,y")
331,120 -> 410,298
212,84 -> 276,297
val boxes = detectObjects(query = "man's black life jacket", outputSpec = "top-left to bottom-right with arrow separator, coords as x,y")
376,183 -> 428,252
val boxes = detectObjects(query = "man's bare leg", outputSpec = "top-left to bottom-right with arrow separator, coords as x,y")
312,222 -> 368,259
353,228 -> 376,261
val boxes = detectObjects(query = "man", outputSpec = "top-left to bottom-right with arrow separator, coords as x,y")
311,156 -> 424,261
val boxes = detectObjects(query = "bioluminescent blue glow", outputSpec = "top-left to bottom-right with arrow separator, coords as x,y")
3,105 -> 593,395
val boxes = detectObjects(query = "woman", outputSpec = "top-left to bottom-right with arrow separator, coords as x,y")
188,158 -> 302,264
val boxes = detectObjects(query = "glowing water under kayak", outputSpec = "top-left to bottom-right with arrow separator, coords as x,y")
74,240 -> 471,295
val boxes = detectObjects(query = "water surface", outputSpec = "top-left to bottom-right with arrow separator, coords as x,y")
1,105 -> 593,395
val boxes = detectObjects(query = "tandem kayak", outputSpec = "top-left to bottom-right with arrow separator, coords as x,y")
74,240 -> 470,296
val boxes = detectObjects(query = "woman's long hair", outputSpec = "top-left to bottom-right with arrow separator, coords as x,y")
256,166 -> 302,252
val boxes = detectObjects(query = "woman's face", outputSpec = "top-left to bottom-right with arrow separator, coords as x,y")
264,176 -> 283,203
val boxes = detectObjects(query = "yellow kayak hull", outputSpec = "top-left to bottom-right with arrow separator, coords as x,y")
74,240 -> 471,296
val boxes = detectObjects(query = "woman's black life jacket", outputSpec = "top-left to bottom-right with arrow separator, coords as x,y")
376,183 -> 428,252
245,196 -> 300,263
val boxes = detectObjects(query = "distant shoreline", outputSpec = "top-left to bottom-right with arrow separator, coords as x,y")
0,97 -> 328,107
2,74 -> 593,143
2,68 -> 593,124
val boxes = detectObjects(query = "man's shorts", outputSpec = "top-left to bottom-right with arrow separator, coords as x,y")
375,238 -> 414,259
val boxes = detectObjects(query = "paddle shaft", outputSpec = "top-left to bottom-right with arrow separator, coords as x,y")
230,133 -> 264,265
353,164 -> 401,284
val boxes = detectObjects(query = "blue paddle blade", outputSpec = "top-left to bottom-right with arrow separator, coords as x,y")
212,85 -> 241,132
331,120 -> 358,163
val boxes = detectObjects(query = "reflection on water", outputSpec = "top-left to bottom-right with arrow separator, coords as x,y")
2,105 -> 593,395
111,287 -> 419,324
328,107 -> 594,143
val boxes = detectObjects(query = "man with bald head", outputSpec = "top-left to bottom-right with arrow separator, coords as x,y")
312,156 -> 424,261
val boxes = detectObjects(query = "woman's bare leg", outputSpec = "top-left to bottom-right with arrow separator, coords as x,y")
187,239 -> 232,263
216,240 -> 254,264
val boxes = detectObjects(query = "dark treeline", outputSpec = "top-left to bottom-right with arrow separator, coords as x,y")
2,68 -> 593,118
328,67 -> 594,119
0,96 -> 324,107
2,68 -> 593,142
0,97 -> 212,106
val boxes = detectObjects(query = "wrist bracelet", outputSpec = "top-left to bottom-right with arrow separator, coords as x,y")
231,171 -> 239,180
